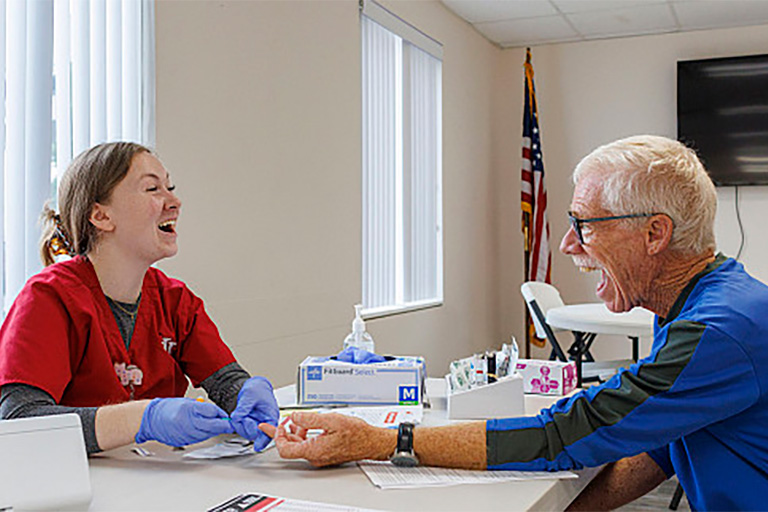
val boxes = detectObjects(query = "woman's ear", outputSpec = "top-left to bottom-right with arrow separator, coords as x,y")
646,215 -> 674,256
89,203 -> 115,233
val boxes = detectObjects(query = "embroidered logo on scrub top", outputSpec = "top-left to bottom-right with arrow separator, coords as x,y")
114,362 -> 143,386
161,336 -> 177,354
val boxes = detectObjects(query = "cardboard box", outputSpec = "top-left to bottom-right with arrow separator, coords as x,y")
445,373 -> 524,420
515,359 -> 577,396
297,355 -> 426,405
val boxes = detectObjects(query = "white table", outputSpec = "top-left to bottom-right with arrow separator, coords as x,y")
86,379 -> 600,511
546,304 -> 655,385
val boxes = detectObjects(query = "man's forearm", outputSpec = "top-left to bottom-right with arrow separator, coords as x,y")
267,412 -> 487,468
566,453 -> 667,511
414,421 -> 487,469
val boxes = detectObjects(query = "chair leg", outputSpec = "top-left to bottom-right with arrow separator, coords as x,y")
669,482 -> 684,510
570,332 -> 588,387
529,300 -> 568,362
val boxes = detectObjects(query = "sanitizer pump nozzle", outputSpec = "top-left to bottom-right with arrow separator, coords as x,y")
343,304 -> 375,352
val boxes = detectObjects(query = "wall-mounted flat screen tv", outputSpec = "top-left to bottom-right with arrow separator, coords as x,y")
677,54 -> 768,186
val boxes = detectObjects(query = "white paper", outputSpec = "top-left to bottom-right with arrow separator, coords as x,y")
208,493 -> 379,512
335,405 -> 423,428
183,436 -> 256,460
358,460 -> 577,490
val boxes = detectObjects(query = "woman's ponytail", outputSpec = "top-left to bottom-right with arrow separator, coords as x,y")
39,202 -> 74,267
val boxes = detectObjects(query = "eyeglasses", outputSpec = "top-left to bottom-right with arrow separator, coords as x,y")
567,211 -> 662,245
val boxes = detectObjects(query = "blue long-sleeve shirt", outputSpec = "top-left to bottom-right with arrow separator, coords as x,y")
487,255 -> 768,510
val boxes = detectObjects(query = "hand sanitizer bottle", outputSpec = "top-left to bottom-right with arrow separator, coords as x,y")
342,304 -> 375,352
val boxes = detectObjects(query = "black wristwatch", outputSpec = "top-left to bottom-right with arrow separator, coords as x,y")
390,422 -> 419,467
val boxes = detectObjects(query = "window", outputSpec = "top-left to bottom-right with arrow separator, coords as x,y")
0,0 -> 155,316
360,0 -> 443,318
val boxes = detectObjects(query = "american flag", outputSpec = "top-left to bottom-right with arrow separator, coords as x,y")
521,48 -> 551,315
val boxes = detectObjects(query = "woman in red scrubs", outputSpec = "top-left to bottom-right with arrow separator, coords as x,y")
0,142 -> 278,453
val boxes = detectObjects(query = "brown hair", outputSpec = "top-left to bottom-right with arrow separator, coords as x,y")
39,142 -> 153,266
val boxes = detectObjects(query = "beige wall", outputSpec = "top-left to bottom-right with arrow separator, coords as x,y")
506,23 -> 768,360
155,0 -> 768,379
155,0 -> 524,386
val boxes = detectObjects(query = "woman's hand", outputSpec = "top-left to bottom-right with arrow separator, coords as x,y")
230,376 -> 280,451
135,397 -> 234,447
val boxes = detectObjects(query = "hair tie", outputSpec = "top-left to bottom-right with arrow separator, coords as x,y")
50,212 -> 74,261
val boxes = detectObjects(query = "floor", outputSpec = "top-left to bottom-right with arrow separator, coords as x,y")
617,477 -> 690,511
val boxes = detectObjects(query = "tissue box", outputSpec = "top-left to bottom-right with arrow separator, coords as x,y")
515,359 -> 577,395
446,374 -> 524,420
297,355 -> 426,405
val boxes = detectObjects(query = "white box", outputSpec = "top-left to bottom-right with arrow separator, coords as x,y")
0,414 -> 92,511
446,374 -> 525,420
297,355 -> 426,405
515,359 -> 577,395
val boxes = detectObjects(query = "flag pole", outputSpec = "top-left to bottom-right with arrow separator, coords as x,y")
524,224 -> 531,359
521,47 -> 551,358
523,47 -> 532,359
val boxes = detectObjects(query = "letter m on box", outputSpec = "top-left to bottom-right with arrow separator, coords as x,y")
399,386 -> 418,404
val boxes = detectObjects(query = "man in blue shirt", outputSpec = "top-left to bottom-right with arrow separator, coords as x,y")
262,135 -> 768,510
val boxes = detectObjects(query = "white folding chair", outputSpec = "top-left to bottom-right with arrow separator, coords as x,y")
521,281 -> 631,384
520,281 -> 569,362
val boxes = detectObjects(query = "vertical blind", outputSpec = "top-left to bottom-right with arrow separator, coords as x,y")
407,45 -> 442,303
361,1 -> 443,316
362,14 -> 398,312
0,0 -> 155,316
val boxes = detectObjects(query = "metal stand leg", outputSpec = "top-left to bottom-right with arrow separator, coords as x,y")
569,331 -> 597,387
575,346 -> 583,387
631,336 -> 639,362
669,482 -> 684,510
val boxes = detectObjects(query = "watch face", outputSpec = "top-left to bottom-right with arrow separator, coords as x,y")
390,452 -> 419,467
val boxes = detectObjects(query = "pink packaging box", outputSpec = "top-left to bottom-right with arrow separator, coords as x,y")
515,359 -> 577,395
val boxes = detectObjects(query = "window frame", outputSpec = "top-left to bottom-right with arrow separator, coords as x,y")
360,0 -> 443,319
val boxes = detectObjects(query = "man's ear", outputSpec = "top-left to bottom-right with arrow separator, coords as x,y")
89,203 -> 115,233
646,215 -> 674,255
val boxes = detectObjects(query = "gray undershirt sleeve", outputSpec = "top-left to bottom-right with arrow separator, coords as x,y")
200,362 -> 251,414
0,383 -> 101,454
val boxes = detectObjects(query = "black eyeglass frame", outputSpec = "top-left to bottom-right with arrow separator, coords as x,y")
567,211 -> 664,244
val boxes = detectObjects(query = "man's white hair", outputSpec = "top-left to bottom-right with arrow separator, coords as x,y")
573,135 -> 717,255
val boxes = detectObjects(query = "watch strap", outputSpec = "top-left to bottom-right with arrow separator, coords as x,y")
397,422 -> 415,454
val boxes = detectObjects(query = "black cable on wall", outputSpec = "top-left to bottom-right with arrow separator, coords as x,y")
735,186 -> 745,261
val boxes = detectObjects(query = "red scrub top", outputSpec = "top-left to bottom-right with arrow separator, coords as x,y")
0,256 -> 236,406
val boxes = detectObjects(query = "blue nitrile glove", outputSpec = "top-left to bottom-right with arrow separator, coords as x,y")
336,346 -> 387,364
135,397 -> 234,447
230,376 -> 280,451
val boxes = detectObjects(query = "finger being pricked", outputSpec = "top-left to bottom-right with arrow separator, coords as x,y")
287,421 -> 308,438
259,418 -> 303,444
258,422 -> 277,439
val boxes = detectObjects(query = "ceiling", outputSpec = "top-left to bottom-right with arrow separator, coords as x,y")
440,0 -> 768,48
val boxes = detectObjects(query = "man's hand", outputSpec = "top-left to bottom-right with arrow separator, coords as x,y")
259,412 -> 396,467
230,376 -> 280,451
135,398 -> 234,447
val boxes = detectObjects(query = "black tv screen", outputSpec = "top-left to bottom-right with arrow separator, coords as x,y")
677,54 -> 768,186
